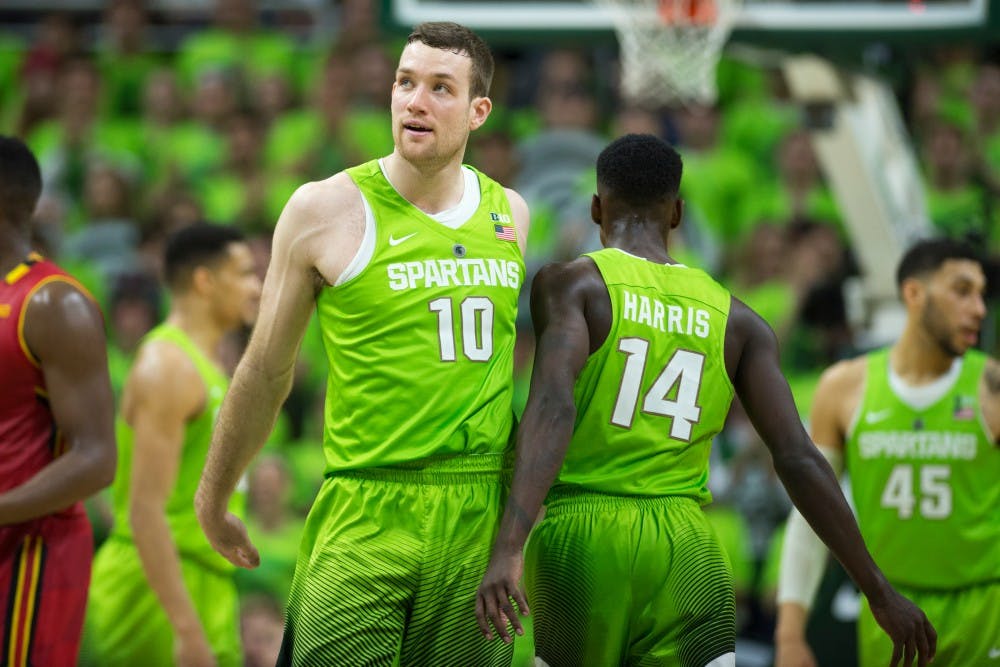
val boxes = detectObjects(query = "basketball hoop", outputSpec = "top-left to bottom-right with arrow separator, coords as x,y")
596,0 -> 742,106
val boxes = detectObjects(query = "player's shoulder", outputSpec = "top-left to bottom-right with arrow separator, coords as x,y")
129,335 -> 201,398
725,295 -> 776,346
274,172 -> 366,260
502,186 -> 528,211
284,172 -> 362,222
978,353 -> 1000,392
816,354 -> 868,396
535,256 -> 603,292
24,271 -> 102,329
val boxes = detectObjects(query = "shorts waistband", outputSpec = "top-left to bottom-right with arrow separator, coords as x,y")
891,578 -> 1000,597
327,453 -> 512,485
544,491 -> 700,516
107,534 -> 233,576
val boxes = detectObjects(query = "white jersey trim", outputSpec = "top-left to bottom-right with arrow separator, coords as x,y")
336,164 -> 484,285
378,159 -> 482,229
607,247 -> 688,268
334,193 -> 376,286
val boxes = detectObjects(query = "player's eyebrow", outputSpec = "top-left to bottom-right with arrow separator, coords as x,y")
396,67 -> 458,82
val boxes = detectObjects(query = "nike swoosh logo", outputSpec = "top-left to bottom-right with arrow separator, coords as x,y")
389,233 -> 417,246
865,408 -> 893,424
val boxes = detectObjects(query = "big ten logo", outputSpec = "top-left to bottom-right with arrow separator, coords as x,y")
490,212 -> 511,224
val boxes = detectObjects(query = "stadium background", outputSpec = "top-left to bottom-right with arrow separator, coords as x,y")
0,0 -> 996,664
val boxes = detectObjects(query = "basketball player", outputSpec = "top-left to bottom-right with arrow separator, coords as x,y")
0,134 -> 117,666
195,22 -> 531,666
775,237 -> 998,667
86,224 -> 260,667
475,134 -> 935,667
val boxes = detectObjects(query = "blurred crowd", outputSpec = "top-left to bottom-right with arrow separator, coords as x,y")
0,0 -> 997,663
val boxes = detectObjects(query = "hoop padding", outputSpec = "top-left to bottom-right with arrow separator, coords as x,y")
597,0 -> 742,106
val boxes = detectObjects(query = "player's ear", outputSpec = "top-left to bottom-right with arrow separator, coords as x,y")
591,193 -> 601,226
191,265 -> 215,296
671,199 -> 684,229
900,276 -> 925,309
469,95 -> 492,131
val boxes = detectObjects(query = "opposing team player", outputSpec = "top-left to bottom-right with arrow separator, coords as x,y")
0,135 -> 116,666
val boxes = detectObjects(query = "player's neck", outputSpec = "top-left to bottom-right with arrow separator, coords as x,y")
607,222 -> 673,265
890,327 -> 958,385
382,151 -> 466,214
165,302 -> 228,365
0,232 -> 33,276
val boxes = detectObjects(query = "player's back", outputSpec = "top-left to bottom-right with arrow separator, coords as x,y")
0,255 -> 88,550
846,348 -> 1000,590
556,248 -> 734,501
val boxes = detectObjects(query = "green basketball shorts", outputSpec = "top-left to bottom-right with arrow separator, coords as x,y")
82,536 -> 241,667
857,580 -> 1000,667
525,492 -> 735,667
278,453 -> 528,666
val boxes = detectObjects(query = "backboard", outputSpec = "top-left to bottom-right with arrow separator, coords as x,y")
384,0 -> 999,51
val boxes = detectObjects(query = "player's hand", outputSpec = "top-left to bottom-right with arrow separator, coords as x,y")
197,509 -> 260,569
868,587 -> 937,667
774,636 -> 819,667
475,548 -> 530,644
174,627 -> 217,667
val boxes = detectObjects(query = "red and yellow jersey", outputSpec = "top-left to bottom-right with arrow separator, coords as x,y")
0,254 -> 89,551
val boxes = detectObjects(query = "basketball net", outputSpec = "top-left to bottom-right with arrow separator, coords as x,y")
596,0 -> 742,106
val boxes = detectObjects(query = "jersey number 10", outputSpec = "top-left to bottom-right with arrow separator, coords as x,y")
429,296 -> 494,362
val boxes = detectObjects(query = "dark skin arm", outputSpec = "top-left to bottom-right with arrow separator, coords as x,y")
0,280 -> 117,524
476,258 -> 609,643
726,299 -> 936,667
478,259 -> 935,665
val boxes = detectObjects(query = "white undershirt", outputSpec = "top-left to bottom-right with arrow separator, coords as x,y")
334,163 -> 481,286
887,356 -> 963,411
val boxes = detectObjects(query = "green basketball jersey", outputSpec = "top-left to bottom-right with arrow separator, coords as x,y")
555,249 -> 734,500
109,323 -> 240,572
846,349 -> 1000,589
316,160 -> 525,471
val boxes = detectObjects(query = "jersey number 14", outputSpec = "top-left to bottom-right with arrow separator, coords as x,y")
611,338 -> 705,441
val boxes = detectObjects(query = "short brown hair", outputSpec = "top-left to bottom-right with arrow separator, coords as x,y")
407,22 -> 494,99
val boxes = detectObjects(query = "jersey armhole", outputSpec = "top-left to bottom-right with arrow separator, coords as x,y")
334,192 -> 376,286
844,363 -> 869,445
17,274 -> 95,368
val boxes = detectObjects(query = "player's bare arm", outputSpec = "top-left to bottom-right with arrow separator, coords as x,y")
808,356 -> 867,455
978,356 -> 1000,443
476,258 -> 607,643
774,355 -> 866,667
125,340 -> 216,666
0,280 -> 115,524
195,173 -> 365,567
728,299 -> 936,667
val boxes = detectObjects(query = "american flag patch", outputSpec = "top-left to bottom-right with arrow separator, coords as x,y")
953,394 -> 976,420
494,224 -> 517,242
